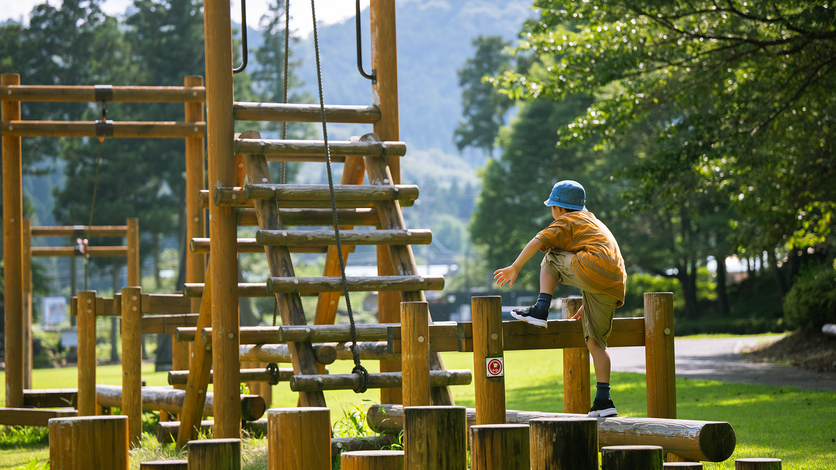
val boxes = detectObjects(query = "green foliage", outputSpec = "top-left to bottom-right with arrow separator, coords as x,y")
497,0 -> 836,254
620,272 -> 684,317
455,35 -> 514,157
783,261 -> 836,329
0,427 -> 49,449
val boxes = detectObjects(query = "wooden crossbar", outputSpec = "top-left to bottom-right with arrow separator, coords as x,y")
234,138 -> 406,157
0,85 -> 205,102
233,103 -> 379,123
30,225 -> 128,237
0,407 -> 78,426
256,229 -> 431,246
1,121 -> 205,138
289,370 -> 472,392
72,294 -> 192,316
168,368 -> 294,385
201,188 -> 416,208
182,283 -> 271,298
142,314 -> 199,335
267,275 -> 444,295
31,246 -> 128,257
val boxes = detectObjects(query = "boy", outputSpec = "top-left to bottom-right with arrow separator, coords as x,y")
494,180 -> 626,417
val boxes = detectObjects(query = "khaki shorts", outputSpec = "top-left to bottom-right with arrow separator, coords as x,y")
541,250 -> 618,349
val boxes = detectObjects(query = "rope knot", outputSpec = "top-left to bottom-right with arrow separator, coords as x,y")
265,363 -> 281,386
352,364 -> 370,394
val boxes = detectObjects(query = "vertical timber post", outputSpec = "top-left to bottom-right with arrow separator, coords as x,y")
126,218 -> 140,286
371,0 -> 403,405
2,73 -> 24,408
204,0 -> 240,437
401,301 -> 430,407
472,296 -> 505,425
563,297 -> 591,414
644,292 -> 676,419
23,219 -> 33,389
78,290 -> 98,416
122,286 -> 143,446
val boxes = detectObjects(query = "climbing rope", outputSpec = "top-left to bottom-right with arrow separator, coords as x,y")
82,98 -> 109,290
280,0 -> 290,184
310,0 -> 369,394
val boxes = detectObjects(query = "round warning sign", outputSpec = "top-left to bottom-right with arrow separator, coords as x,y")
486,357 -> 504,378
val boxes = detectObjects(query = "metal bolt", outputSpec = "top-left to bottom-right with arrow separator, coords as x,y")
228,333 -> 234,339
664,328 -> 672,335
417,336 -> 425,343
491,333 -> 498,340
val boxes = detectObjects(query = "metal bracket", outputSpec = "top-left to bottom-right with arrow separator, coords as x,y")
95,120 -> 114,137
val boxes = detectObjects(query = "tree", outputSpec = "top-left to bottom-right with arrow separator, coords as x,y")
497,0 -> 836,256
454,35 -> 514,157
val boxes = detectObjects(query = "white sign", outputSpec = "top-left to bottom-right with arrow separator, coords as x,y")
486,357 -> 504,378
42,297 -> 67,327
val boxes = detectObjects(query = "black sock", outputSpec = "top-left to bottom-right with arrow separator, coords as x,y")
535,293 -> 552,312
596,382 -> 611,401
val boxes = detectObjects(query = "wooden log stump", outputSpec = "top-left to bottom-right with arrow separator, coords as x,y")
188,439 -> 241,470
664,463 -> 703,469
470,424 -> 530,470
268,407 -> 331,470
403,406 -> 467,470
601,445 -> 664,470
341,450 -> 404,470
530,417 -> 598,470
735,458 -> 782,470
49,415 -> 128,470
140,460 -> 188,470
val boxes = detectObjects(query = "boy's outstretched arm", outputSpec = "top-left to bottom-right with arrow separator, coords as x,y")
494,238 -> 546,288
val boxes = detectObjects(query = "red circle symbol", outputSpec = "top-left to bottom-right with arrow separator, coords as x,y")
487,358 -> 504,377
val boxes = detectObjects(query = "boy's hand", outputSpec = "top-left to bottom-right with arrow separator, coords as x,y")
571,305 -> 584,320
493,266 -> 519,288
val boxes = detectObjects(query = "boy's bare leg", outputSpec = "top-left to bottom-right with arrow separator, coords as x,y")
540,267 -> 559,294
586,336 -> 611,383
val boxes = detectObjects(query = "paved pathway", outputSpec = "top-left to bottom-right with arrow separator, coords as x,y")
609,335 -> 836,391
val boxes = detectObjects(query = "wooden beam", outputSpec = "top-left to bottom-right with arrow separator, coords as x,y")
0,85 -> 205,102
142,314 -> 199,335
1,121 -> 205,138
30,225 -> 128,237
266,275 -> 444,295
31,246 -> 128,257
290,370 -> 471,392
96,385 -> 265,421
23,389 -> 78,408
234,138 -> 406,157
168,368 -> 293,385
0,408 -> 78,426
233,103 -> 379,123
183,282 -> 271,298
256,229 -> 431,246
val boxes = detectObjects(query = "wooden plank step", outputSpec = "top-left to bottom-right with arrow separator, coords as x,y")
267,275 -> 444,295
190,237 -> 329,254
256,229 -> 431,246
236,208 -> 379,227
0,407 -> 78,426
289,370 -> 472,392
202,187 -> 416,208
167,368 -> 295,385
234,138 -> 406,158
23,389 -> 78,408
199,324 -> 396,345
142,314 -> 199,335
233,102 -> 380,123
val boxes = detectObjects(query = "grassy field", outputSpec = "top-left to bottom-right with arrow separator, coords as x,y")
1,349 -> 835,469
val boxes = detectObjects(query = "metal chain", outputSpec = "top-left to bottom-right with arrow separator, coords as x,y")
310,0 -> 369,394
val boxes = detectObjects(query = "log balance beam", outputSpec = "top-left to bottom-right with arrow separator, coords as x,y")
367,404 -> 735,463
95,385 -> 265,421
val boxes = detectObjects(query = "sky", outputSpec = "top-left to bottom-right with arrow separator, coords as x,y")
1,0 -> 370,37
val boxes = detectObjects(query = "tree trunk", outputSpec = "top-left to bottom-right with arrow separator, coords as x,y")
715,253 -> 729,316
768,248 -> 786,297
153,232 -> 162,288
110,267 -> 120,363
677,260 -> 699,318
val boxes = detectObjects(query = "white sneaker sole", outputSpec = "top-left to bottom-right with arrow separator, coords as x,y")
588,407 -> 618,418
510,311 -> 547,328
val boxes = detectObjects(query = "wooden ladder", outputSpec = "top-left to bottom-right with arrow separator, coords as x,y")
176,106 -> 454,446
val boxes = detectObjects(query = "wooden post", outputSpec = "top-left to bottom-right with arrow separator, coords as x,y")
3,73 -> 24,408
562,297 -> 590,414
371,0 -> 403,406
126,218 -> 140,286
470,424 -> 530,470
204,0 -> 240,438
188,439 -> 242,470
472,296 -> 505,425
644,293 -> 676,419
78,291 -> 98,416
140,461 -> 189,470
122,286 -> 143,446
529,418 -> 598,470
734,459 -> 782,470
184,74 -> 206,380
341,450 -> 404,470
267,407 -> 331,470
401,301 -> 430,407
601,445 -> 664,470
403,406 -> 467,470
23,219 -> 33,390
49,415 -> 129,470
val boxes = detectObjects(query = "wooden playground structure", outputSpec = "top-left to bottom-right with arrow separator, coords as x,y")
1,0 -> 787,468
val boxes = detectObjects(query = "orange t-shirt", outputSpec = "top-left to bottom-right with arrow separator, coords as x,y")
535,211 -> 626,306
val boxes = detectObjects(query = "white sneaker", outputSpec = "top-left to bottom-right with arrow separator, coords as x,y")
509,306 -> 548,328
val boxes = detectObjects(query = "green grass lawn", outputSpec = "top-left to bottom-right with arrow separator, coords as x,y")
2,350 -> 835,469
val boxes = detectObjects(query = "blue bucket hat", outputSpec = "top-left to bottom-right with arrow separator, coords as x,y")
544,180 -> 586,210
